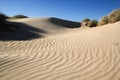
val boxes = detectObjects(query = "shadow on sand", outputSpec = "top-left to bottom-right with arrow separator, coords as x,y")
0,17 -> 81,41
0,22 -> 47,41
50,17 -> 81,28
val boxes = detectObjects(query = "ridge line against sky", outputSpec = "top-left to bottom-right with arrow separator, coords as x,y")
0,0 -> 120,22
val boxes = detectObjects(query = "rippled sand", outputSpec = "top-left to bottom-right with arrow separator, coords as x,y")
0,18 -> 120,80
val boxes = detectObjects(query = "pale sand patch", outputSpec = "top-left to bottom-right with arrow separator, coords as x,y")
0,18 -> 120,80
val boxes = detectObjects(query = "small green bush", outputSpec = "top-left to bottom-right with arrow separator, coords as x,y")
90,20 -> 98,27
12,15 -> 28,19
82,18 -> 90,22
81,18 -> 98,27
81,18 -> 91,26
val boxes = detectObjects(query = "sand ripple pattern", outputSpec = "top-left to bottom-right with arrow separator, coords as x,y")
0,23 -> 120,80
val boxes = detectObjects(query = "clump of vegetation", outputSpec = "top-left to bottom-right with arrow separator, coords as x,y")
98,16 -> 109,26
82,9 -> 120,27
99,9 -> 120,26
90,20 -> 98,27
81,18 -> 91,27
82,18 -> 90,23
81,18 -> 98,27
108,9 -> 120,23
12,14 -> 28,19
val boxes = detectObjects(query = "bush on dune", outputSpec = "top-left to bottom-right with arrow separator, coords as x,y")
90,20 -> 98,27
82,18 -> 90,23
12,14 -> 28,19
108,9 -> 120,23
99,16 -> 109,26
98,9 -> 120,26
81,18 -> 98,27
81,18 -> 91,27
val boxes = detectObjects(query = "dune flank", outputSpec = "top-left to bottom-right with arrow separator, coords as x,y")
0,18 -> 120,80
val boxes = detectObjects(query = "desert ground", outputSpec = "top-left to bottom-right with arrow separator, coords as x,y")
0,18 -> 120,80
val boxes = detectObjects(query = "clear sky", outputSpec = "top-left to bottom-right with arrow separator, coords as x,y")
0,0 -> 120,22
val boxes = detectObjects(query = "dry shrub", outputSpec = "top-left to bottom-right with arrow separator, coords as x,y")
108,9 -> 120,23
99,16 -> 109,26
99,9 -> 120,26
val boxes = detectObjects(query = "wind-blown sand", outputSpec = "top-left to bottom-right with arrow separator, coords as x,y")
0,18 -> 120,80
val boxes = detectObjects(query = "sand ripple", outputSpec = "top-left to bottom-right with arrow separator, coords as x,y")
0,21 -> 120,80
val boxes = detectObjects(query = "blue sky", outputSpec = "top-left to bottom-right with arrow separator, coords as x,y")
0,0 -> 120,21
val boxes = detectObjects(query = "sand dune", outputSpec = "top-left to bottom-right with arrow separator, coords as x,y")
0,18 -> 120,80
1,18 -> 80,40
8,17 -> 80,33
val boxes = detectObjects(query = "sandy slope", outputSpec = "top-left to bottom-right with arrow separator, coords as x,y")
0,18 -> 120,80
